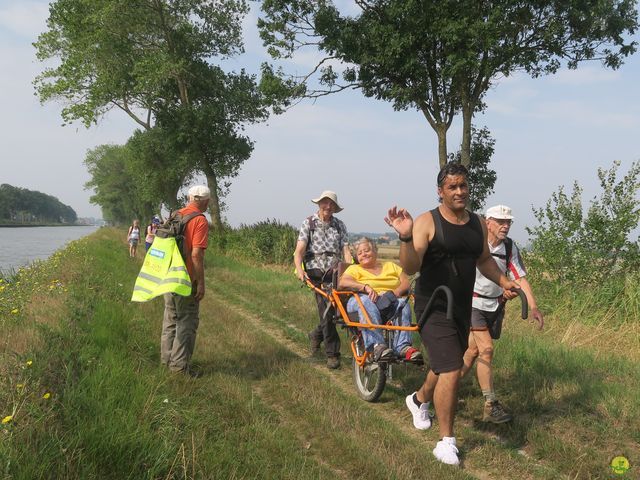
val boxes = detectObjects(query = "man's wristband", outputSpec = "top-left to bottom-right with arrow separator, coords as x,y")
399,234 -> 413,243
361,284 -> 369,293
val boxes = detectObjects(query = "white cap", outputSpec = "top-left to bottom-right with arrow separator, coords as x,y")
311,190 -> 343,212
486,204 -> 514,220
188,185 -> 210,200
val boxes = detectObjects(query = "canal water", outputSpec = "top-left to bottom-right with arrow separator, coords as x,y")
0,226 -> 98,273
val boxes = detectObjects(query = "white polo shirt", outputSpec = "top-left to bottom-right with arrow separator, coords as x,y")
473,239 -> 527,312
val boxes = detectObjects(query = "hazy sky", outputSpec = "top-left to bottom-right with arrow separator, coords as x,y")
1,1 -> 639,244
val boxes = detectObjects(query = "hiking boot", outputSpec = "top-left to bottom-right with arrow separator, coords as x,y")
308,332 -> 321,356
482,400 -> 513,424
405,393 -> 433,430
399,346 -> 423,362
326,356 -> 340,369
170,367 -> 203,379
433,437 -> 460,466
373,344 -> 393,362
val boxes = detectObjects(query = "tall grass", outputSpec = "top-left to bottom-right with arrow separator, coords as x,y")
211,219 -> 297,265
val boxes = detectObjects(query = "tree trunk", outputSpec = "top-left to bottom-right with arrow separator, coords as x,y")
202,168 -> 223,232
436,123 -> 448,168
460,91 -> 473,167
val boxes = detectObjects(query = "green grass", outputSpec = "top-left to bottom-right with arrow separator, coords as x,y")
1,227 -> 638,479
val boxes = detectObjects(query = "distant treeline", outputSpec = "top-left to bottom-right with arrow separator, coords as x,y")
0,184 -> 77,224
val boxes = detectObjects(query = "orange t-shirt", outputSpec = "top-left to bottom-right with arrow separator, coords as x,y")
178,204 -> 209,280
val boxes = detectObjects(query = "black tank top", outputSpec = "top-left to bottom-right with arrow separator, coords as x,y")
414,207 -> 484,323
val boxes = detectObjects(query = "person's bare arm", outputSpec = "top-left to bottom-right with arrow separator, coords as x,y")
338,272 -> 378,302
191,247 -> 206,301
518,277 -> 544,329
393,271 -> 411,297
385,207 -> 432,275
342,244 -> 353,264
293,240 -> 308,282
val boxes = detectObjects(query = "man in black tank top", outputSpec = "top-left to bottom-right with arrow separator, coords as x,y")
385,162 -> 521,466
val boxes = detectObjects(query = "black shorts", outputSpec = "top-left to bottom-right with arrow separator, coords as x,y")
470,306 -> 505,339
418,310 -> 469,374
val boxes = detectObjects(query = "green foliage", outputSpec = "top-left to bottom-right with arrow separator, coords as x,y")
0,184 -> 77,224
83,144 -> 158,225
35,0 -> 298,232
527,160 -> 640,285
448,126 -> 497,211
212,219 -> 297,265
259,1 -> 638,165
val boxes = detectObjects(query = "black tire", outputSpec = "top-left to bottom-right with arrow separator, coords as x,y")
352,334 -> 387,402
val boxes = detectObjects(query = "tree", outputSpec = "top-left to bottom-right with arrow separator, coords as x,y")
259,0 -> 638,167
35,0 -> 293,230
0,184 -> 77,224
84,144 -> 156,224
448,126 -> 497,212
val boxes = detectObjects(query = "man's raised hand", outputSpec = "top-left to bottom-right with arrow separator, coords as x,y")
385,206 -> 413,238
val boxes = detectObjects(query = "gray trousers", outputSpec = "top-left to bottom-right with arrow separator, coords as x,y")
161,293 -> 200,372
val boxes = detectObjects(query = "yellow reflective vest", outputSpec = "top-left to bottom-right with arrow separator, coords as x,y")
131,236 -> 192,302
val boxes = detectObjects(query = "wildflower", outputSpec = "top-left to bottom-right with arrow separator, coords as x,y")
43,392 -> 51,399
1,415 -> 12,424
26,360 -> 33,367
16,384 -> 24,391
11,309 -> 19,314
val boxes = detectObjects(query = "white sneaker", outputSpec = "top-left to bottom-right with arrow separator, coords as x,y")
433,437 -> 460,466
405,393 -> 433,430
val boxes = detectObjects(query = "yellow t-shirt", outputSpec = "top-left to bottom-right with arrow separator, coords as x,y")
342,262 -> 403,293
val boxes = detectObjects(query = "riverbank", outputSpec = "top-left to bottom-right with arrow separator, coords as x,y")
1,228 -> 637,478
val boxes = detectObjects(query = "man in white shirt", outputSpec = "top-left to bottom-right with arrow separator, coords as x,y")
460,204 -> 544,423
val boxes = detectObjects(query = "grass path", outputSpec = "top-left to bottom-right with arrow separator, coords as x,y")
198,255 -> 579,479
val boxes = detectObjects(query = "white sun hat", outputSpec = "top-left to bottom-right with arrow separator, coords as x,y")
311,190 -> 343,212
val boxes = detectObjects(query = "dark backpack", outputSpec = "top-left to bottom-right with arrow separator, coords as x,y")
155,211 -> 204,261
490,237 -> 513,274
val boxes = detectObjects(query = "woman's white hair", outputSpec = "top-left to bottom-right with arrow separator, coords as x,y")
353,237 -> 377,253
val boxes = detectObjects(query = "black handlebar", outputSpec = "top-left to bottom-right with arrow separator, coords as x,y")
512,288 -> 528,319
416,286 -> 528,332
417,285 -> 454,331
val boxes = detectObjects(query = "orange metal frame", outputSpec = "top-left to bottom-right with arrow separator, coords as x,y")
304,279 -> 419,366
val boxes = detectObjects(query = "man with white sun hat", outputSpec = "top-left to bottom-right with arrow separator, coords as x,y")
294,190 -> 352,369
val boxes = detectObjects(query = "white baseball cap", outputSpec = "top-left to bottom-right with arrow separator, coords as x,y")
188,185 -> 210,200
311,190 -> 343,212
486,204 -> 514,220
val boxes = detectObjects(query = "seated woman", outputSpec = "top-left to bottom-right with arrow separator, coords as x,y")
338,237 -> 423,362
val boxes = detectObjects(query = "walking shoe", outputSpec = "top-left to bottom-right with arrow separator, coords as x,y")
482,400 -> 513,424
308,332 -> 321,356
373,344 -> 393,362
433,437 -> 460,466
326,356 -> 340,369
405,393 -> 433,430
399,346 -> 423,362
170,367 -> 203,379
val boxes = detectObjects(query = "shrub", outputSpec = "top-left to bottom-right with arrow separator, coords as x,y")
210,219 -> 297,265
526,160 -> 640,285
